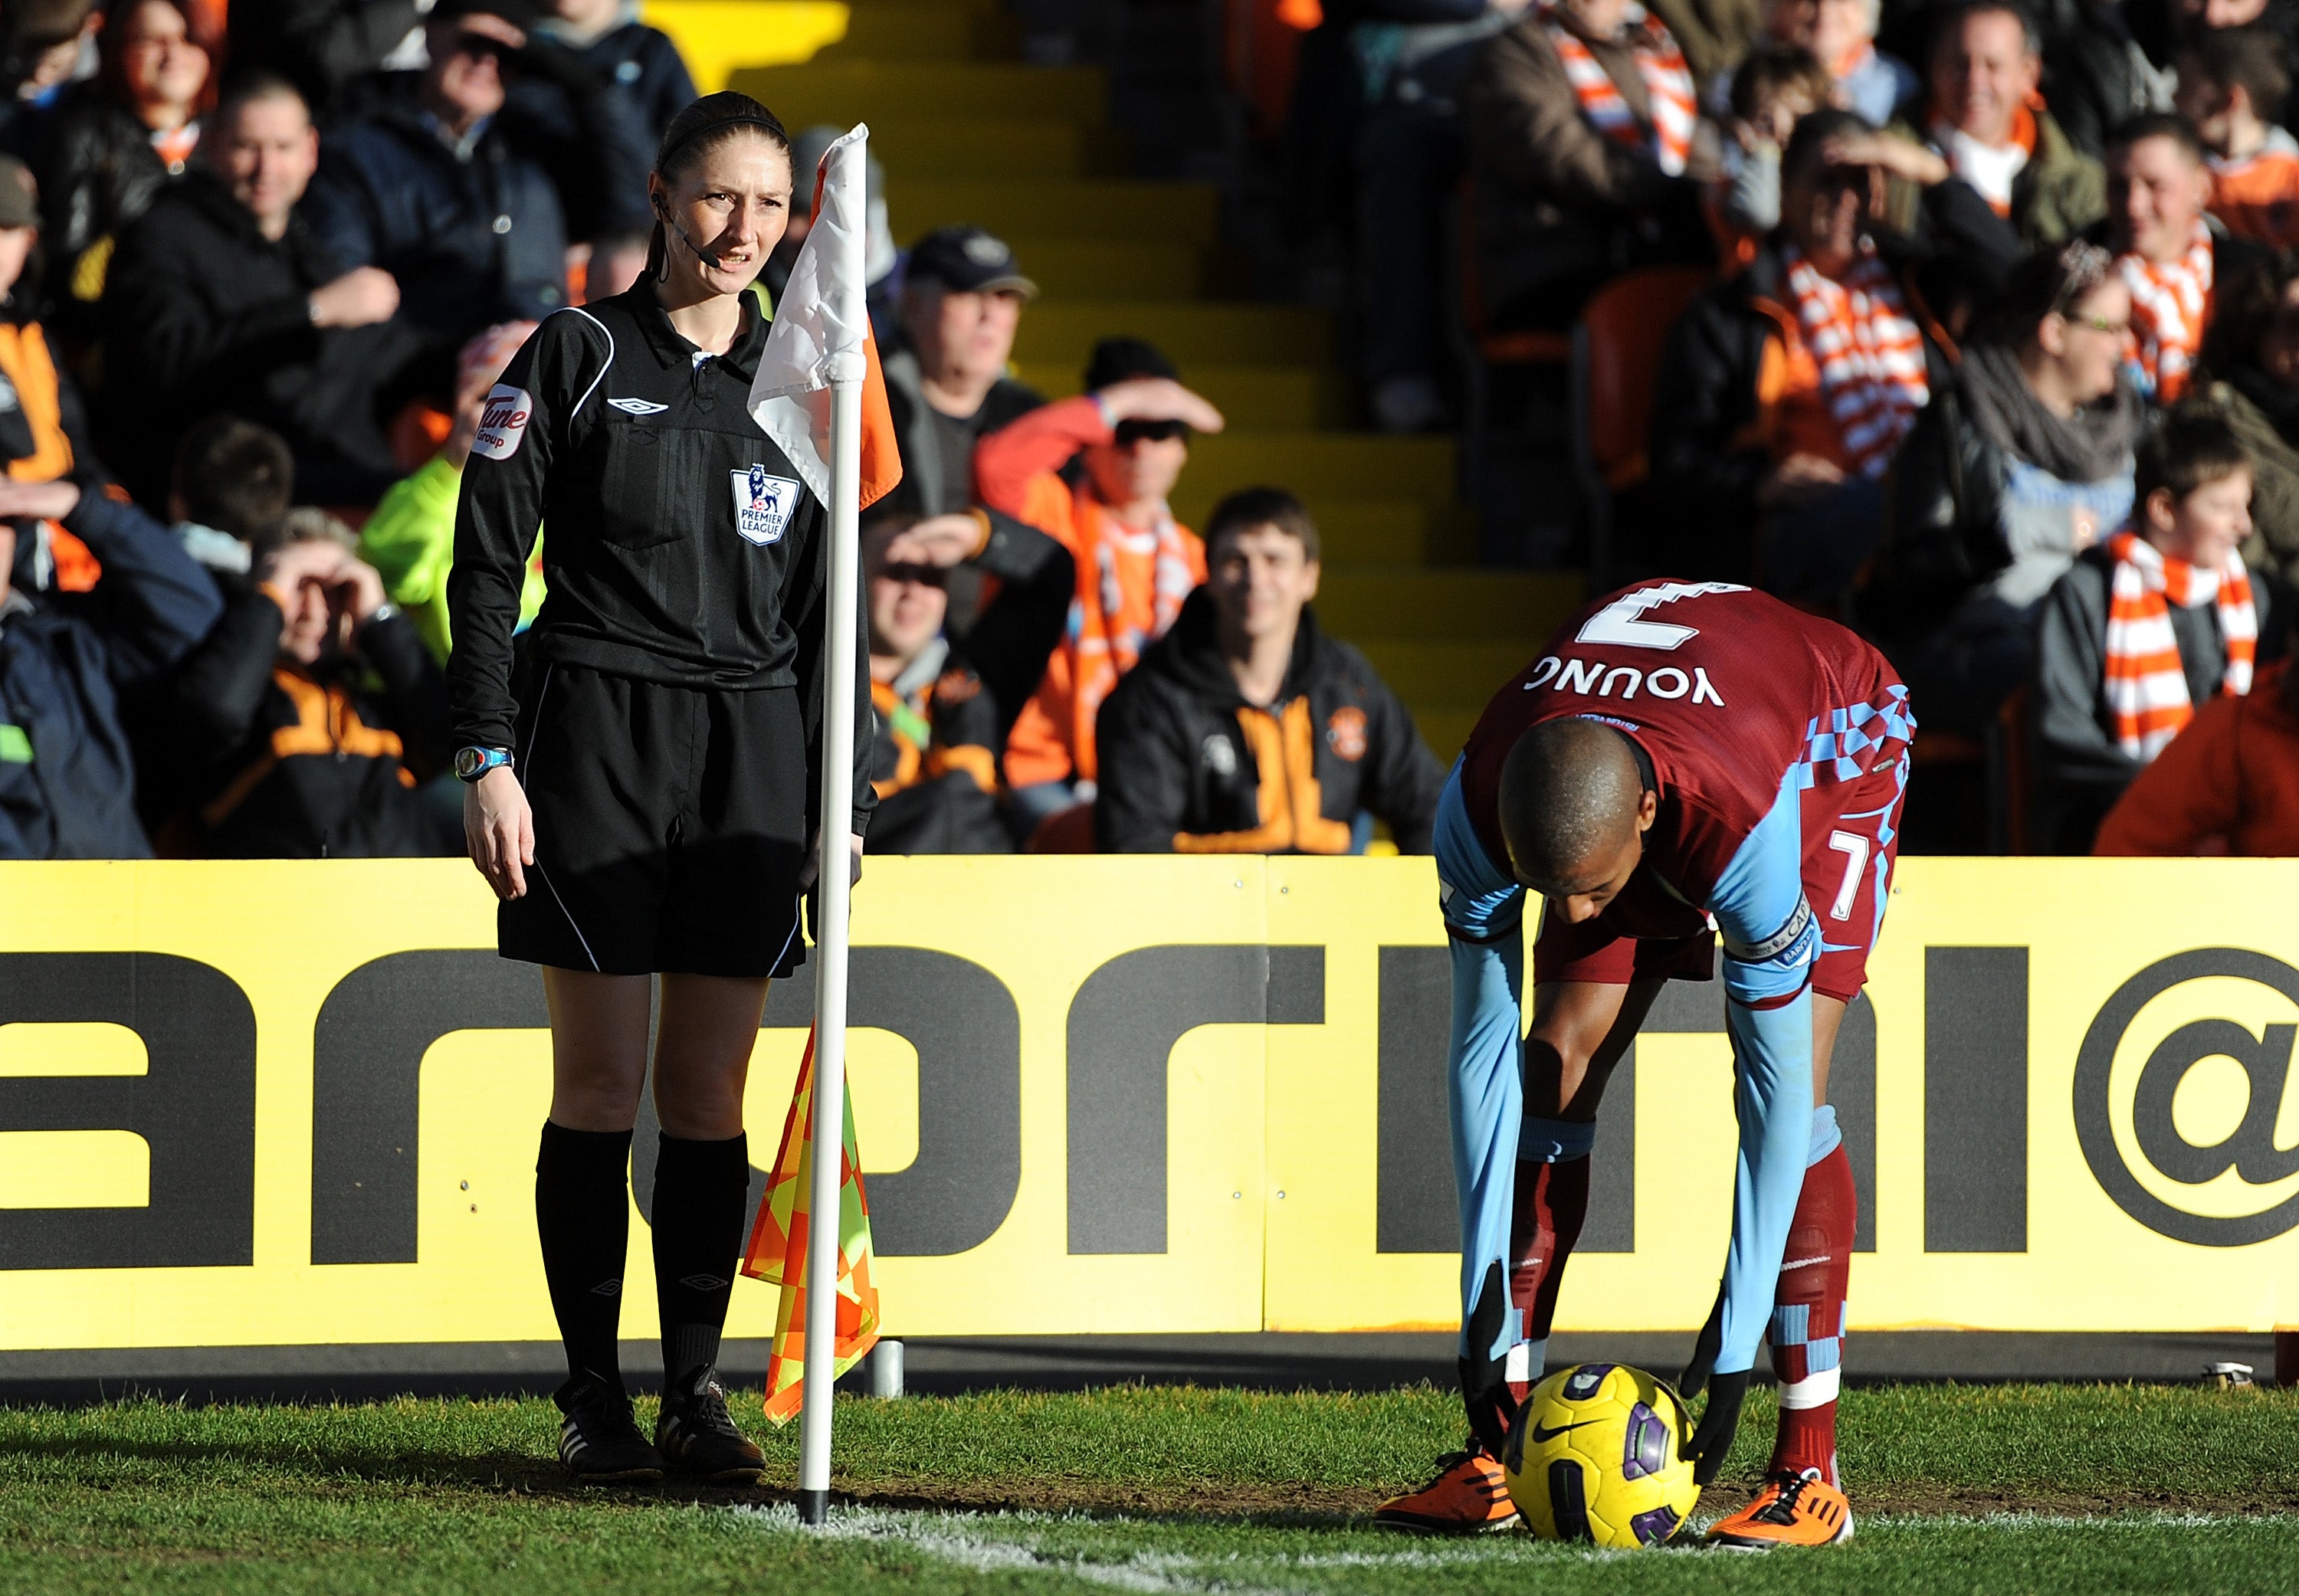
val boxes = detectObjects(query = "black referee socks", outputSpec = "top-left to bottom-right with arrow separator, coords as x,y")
651,1132 -> 751,1388
535,1122 -> 634,1389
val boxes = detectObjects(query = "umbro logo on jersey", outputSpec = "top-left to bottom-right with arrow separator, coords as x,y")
731,465 -> 800,546
608,396 -> 667,415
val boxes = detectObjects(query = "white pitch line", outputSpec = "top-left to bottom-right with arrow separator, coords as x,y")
736,1500 -> 2293,1590
736,1504 -> 1286,1594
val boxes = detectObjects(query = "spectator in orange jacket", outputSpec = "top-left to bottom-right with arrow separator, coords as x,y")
973,336 -> 1225,837
2093,654 -> 2299,855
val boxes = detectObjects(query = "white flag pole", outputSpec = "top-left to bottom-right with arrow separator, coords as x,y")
796,126 -> 868,1529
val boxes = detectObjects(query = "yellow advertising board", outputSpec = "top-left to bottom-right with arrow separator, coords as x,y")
0,857 -> 2294,1356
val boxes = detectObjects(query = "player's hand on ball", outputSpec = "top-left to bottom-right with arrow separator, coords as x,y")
1681,1367 -> 1750,1486
1679,1285 -> 1727,1398
464,767 -> 533,900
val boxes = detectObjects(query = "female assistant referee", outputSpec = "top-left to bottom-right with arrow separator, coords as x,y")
447,91 -> 871,1485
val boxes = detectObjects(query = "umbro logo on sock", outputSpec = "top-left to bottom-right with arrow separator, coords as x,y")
590,1278 -> 623,1296
677,1273 -> 727,1292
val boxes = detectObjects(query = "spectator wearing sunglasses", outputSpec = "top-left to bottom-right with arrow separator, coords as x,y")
303,0 -> 651,344
859,512 -> 1016,854
974,336 -> 1225,841
1861,240 -> 2141,738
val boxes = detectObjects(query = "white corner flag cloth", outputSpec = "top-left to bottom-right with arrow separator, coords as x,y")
747,123 -> 900,510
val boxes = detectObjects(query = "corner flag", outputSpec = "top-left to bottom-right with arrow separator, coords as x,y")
740,1027 -> 880,1424
745,120 -> 881,1527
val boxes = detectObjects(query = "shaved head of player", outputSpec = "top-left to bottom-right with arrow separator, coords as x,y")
1496,719 -> 1656,923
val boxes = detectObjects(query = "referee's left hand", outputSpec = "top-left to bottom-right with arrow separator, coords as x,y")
797,832 -> 865,892
464,768 -> 534,900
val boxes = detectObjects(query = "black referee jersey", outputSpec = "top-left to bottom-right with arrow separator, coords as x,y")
447,280 -> 872,837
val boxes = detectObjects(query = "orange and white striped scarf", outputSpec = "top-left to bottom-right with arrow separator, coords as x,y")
1091,503 -> 1196,675
2102,529 -> 2255,760
1541,2 -> 1696,176
1783,241 -> 1928,479
2119,221 -> 2212,403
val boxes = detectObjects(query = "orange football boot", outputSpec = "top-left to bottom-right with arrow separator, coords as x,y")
1706,1467 -> 1855,1548
1373,1446 -> 1520,1535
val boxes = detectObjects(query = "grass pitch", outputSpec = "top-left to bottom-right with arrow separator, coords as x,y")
0,1383 -> 2291,1593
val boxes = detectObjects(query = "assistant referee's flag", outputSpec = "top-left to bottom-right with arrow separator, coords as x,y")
747,123 -> 902,510
740,1027 -> 880,1424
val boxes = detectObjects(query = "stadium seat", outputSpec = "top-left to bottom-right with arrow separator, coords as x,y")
1451,175 -> 1571,505
1569,265 -> 1710,591
1025,802 -> 1097,854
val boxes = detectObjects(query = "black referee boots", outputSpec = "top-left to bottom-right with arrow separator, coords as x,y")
654,1366 -> 766,1483
553,1372 -> 666,1484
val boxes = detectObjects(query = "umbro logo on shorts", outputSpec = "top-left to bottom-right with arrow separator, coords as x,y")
608,396 -> 667,415
678,1273 -> 728,1292
589,1277 -> 622,1296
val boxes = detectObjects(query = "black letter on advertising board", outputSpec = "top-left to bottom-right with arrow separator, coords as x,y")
1376,946 -> 1455,1253
2074,948 -> 2299,1246
310,950 -> 546,1264
1068,946 -> 1324,1254
315,948 -> 1024,1265
0,952 -> 256,1269
1923,947 -> 2029,1252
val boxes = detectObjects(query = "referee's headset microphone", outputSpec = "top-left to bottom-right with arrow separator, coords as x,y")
654,194 -> 729,271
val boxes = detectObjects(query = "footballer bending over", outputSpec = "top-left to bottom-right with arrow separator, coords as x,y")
1376,580 -> 1907,1549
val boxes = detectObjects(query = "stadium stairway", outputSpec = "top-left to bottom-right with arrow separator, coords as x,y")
648,0 -> 1584,760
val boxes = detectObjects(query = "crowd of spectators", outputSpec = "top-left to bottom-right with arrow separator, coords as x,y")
1276,0 -> 2299,855
0,0 -> 1450,864
18,0 -> 2299,866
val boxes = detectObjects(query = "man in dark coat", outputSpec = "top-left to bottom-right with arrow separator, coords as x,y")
1095,487 -> 1445,854
303,0 -> 651,343
100,74 -> 432,508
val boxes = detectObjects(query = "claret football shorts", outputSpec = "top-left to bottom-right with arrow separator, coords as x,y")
500,664 -> 810,978
1533,752 -> 1908,1003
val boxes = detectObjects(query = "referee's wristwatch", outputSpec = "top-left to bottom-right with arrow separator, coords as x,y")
454,746 -> 515,783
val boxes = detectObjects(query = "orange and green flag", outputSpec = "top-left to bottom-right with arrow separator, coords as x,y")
740,1027 -> 880,1424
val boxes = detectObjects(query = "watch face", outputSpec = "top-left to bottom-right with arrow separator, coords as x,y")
456,748 -> 490,780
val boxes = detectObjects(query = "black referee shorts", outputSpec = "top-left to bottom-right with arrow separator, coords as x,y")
503,664 -> 809,978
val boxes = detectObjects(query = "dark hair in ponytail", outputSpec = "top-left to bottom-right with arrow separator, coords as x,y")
644,90 -> 791,280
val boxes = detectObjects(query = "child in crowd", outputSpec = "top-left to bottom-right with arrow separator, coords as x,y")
2033,403 -> 2269,851
166,416 -> 294,585
1713,44 -> 1835,261
2174,26 -> 2299,250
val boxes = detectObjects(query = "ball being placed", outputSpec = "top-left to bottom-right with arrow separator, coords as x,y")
1501,1362 -> 1700,1548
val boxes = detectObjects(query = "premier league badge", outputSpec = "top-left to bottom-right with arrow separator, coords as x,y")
730,464 -> 800,546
